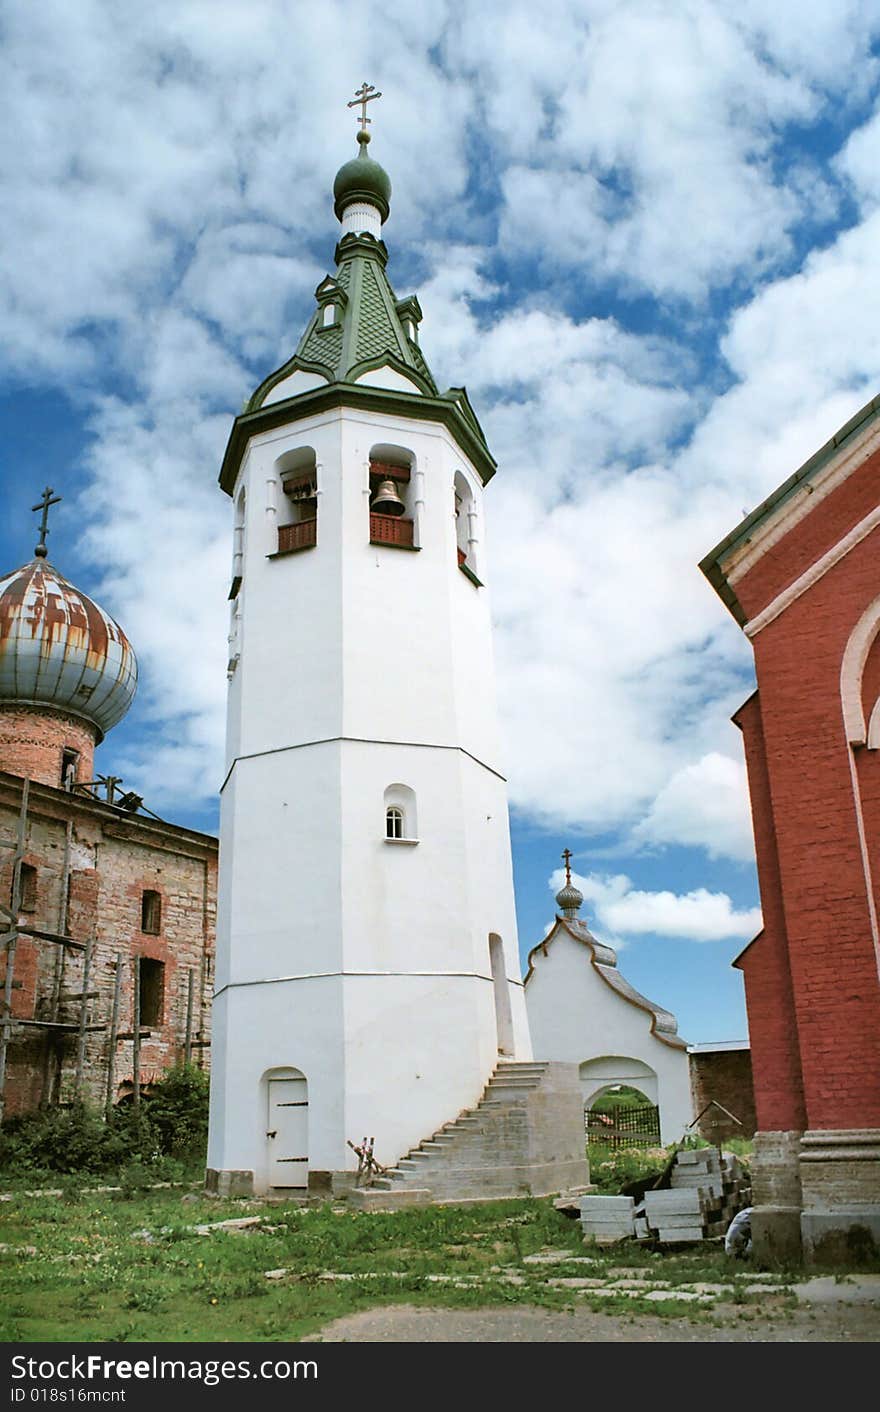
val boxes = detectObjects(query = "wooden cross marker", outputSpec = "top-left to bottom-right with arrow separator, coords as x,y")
32,486 -> 62,559
348,82 -> 382,132
562,848 -> 573,887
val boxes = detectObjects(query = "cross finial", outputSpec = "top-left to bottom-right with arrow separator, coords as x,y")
348,81 -> 382,133
562,848 -> 573,886
32,486 -> 62,559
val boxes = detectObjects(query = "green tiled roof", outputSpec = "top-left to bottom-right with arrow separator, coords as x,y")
248,232 -> 441,409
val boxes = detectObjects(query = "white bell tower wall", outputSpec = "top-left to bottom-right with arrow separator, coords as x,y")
208,399 -> 532,1192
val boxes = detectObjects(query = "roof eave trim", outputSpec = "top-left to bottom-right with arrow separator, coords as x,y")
220,382 -> 497,494
699,391 -> 880,616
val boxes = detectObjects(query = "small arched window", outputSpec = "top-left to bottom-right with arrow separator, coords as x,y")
383,784 -> 418,843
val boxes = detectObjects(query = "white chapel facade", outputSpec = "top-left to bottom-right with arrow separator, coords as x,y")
206,104 -> 545,1196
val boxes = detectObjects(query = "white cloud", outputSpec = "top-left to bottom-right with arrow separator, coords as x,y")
2,0 -> 880,860
448,0 -> 878,300
633,753 -> 755,861
551,869 -> 762,943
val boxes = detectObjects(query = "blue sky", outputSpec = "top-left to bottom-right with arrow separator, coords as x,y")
3,2 -> 880,1045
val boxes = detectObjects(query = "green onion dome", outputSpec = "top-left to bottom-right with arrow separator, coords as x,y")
333,131 -> 391,223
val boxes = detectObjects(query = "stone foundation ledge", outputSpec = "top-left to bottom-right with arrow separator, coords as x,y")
800,1128 -> 880,1162
801,1209 -> 880,1265
205,1168 -> 254,1198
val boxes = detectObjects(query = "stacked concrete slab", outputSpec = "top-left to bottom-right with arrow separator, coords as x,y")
578,1147 -> 751,1245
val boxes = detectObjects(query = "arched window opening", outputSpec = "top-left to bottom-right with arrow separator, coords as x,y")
141,889 -> 162,935
230,488 -> 246,599
369,444 -> 416,550
276,447 -> 318,555
454,470 -> 482,584
383,783 -> 418,843
61,748 -> 79,790
489,934 -> 514,1055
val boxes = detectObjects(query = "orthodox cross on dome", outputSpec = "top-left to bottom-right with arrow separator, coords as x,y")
348,81 -> 382,132
562,848 -> 573,887
32,486 -> 62,559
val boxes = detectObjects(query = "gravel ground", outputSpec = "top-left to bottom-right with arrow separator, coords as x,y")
317,1301 -> 880,1342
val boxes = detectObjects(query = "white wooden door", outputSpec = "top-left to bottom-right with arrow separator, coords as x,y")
267,1076 -> 308,1188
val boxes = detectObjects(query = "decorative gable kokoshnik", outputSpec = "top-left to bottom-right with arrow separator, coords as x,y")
247,232 -> 438,410
525,916 -> 688,1050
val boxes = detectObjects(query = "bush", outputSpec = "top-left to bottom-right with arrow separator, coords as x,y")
0,1064 -> 209,1178
588,1142 -> 669,1194
0,1105 -> 112,1175
143,1063 -> 209,1158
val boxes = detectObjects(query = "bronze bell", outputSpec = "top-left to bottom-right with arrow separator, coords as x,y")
371,478 -> 406,516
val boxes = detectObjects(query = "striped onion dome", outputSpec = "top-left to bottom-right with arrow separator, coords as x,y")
555,882 -> 584,917
0,559 -> 137,740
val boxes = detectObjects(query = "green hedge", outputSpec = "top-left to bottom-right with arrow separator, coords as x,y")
0,1064 -> 209,1177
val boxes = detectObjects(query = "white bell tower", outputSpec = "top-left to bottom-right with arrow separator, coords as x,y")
207,95 -> 535,1197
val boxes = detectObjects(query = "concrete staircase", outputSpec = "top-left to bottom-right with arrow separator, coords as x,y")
349,1060 -> 589,1209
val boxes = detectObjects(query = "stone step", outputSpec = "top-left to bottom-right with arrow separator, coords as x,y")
362,1058 -> 584,1200
349,1187 -> 433,1209
491,1061 -> 548,1073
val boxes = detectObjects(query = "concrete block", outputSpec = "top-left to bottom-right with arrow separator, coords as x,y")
644,1189 -> 703,1213
205,1168 -> 254,1198
751,1204 -> 803,1266
578,1196 -> 634,1213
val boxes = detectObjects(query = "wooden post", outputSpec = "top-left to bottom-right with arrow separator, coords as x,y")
0,780 -> 28,1125
0,928 -> 17,1126
184,969 -> 194,1066
73,936 -> 93,1102
40,818 -> 73,1108
132,957 -> 141,1110
105,952 -> 123,1118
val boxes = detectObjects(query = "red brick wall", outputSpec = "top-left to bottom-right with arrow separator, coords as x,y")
0,707 -> 95,790
733,693 -> 805,1131
730,470 -> 880,1133
733,450 -> 880,624
0,778 -> 216,1115
689,1049 -> 756,1139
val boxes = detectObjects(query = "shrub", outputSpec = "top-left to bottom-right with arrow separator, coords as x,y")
0,1063 -> 209,1178
142,1064 -> 209,1158
0,1105 -> 112,1175
588,1143 -> 668,1194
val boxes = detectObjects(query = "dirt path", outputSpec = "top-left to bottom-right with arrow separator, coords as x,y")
317,1301 -> 880,1342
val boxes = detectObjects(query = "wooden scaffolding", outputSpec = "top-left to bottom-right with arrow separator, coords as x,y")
0,779 -> 205,1123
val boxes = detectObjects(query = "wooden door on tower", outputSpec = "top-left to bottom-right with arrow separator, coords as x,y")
267,1075 -> 308,1188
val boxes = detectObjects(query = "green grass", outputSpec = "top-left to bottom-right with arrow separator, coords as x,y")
0,1181 -> 791,1343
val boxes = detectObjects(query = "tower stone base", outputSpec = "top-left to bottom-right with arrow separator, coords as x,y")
750,1129 -> 880,1266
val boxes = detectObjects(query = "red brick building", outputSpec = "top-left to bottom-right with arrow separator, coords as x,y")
701,395 -> 880,1263
0,548 -> 217,1118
